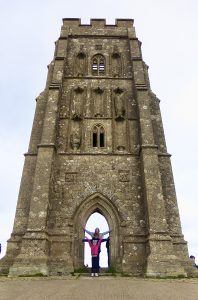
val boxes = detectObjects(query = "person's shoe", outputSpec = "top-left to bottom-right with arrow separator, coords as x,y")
91,273 -> 94,277
95,273 -> 99,277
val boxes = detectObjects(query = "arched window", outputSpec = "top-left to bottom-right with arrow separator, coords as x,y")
92,54 -> 105,76
92,125 -> 105,148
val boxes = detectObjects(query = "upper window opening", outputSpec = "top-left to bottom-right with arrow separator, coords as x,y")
92,54 -> 105,76
92,124 -> 105,148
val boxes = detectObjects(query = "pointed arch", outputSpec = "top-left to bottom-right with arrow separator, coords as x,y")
72,192 -> 121,270
84,212 -> 109,267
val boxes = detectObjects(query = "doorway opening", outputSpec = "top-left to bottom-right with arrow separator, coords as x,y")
84,211 -> 109,268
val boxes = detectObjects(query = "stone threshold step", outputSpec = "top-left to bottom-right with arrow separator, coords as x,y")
75,273 -> 115,276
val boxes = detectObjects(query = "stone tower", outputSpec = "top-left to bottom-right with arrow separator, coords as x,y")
0,18 -> 195,277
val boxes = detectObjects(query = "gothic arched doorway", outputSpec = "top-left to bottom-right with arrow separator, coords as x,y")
84,211 -> 109,268
72,193 -> 121,271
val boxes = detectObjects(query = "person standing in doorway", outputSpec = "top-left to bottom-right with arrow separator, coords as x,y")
85,236 -> 102,277
83,226 -> 111,271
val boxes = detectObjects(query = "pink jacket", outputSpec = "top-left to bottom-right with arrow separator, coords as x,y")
86,238 -> 102,257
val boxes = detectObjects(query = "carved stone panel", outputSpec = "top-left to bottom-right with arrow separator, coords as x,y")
65,172 -> 77,182
115,120 -> 126,151
119,170 -> 130,182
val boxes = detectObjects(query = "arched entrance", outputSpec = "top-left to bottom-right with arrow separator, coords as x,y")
72,193 -> 121,271
84,211 -> 109,268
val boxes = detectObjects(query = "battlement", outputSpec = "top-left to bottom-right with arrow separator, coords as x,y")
62,18 -> 134,28
61,18 -> 136,38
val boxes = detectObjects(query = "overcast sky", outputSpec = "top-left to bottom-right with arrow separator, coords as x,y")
0,0 -> 197,265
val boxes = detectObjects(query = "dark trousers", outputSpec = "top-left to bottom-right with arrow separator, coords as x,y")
107,250 -> 110,267
91,256 -> 100,273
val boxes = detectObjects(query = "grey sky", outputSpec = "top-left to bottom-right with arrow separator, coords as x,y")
0,0 -> 198,263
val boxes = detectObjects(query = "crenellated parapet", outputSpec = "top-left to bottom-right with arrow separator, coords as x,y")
60,18 -> 136,39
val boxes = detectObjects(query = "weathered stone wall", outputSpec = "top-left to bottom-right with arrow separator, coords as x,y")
47,155 -> 147,274
58,79 -> 138,153
50,155 -> 144,229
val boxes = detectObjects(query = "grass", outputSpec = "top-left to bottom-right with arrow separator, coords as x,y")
18,273 -> 48,277
105,266 -> 117,276
73,267 -> 89,273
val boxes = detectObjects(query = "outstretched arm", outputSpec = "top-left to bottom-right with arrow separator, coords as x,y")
84,236 -> 92,248
98,239 -> 103,247
100,230 -> 111,237
84,228 -> 94,237
101,239 -> 108,242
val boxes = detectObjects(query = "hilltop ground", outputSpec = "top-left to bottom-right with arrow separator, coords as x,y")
0,275 -> 198,300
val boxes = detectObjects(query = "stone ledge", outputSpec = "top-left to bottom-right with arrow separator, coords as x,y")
24,152 -> 37,156
37,143 -> 56,149
57,152 -> 139,156
135,84 -> 148,90
68,34 -> 129,39
49,84 -> 62,90
54,57 -> 65,61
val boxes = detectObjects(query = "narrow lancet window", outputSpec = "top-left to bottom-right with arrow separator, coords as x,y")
99,127 -> 105,147
93,126 -> 98,147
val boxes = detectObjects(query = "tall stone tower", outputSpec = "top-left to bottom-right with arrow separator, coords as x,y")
0,19 -> 195,277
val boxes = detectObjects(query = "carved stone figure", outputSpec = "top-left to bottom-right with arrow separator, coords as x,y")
93,87 -> 104,117
71,86 -> 84,120
75,45 -> 86,76
70,132 -> 81,150
112,46 -> 122,77
114,87 -> 125,120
